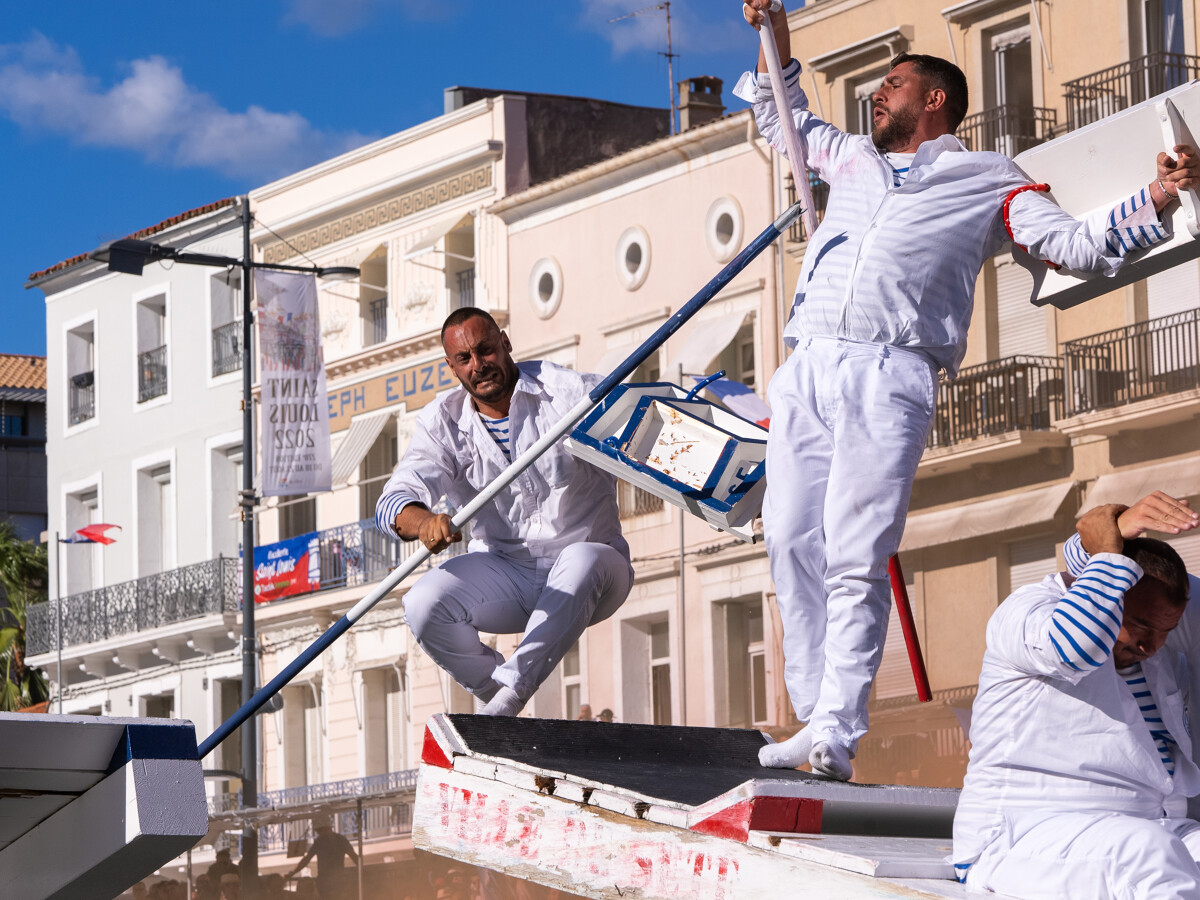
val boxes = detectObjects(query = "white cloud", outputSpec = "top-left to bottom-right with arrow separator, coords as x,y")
0,34 -> 372,180
580,0 -> 734,58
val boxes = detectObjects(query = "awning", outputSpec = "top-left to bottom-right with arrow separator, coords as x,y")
900,481 -> 1076,552
668,312 -> 749,379
1081,457 -> 1200,512
402,213 -> 474,262
592,344 -> 638,377
330,410 -> 392,486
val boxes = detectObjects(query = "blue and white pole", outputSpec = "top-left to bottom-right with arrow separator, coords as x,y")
198,202 -> 804,759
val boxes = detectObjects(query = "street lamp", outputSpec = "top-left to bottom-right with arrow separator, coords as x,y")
89,195 -> 357,897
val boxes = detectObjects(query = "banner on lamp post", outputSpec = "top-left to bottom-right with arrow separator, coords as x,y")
255,270 -> 332,496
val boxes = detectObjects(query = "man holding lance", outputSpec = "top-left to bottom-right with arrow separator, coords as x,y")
739,0 -> 1200,779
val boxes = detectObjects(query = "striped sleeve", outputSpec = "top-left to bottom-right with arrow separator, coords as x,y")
1049,552 -> 1142,672
1104,188 -> 1171,257
1063,531 -> 1090,579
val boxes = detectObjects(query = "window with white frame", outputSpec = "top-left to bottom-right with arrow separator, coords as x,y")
716,322 -> 757,389
136,293 -> 168,403
210,444 -> 242,560
359,421 -> 398,523
217,679 -> 243,780
66,322 -> 96,426
719,599 -> 768,728
282,683 -> 323,788
136,463 -> 174,576
64,487 -> 100,595
362,667 -> 408,776
210,270 -> 242,377
849,70 -> 888,135
143,692 -> 175,718
650,620 -> 672,726
360,248 -> 389,348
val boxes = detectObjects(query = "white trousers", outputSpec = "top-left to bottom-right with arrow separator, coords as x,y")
403,543 -> 634,701
967,812 -> 1200,900
763,336 -> 936,751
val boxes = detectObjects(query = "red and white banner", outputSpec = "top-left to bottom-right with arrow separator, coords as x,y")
255,270 -> 332,497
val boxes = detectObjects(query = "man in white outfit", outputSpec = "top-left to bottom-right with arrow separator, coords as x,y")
739,0 -> 1200,779
375,308 -> 633,717
954,503 -> 1200,898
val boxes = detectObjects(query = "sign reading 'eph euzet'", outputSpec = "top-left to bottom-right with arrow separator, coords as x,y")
327,358 -> 459,433
255,270 -> 333,496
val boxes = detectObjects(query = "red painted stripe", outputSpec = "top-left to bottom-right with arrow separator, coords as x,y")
690,796 -> 825,842
421,724 -> 454,769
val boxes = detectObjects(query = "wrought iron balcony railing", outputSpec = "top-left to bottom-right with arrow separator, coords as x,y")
69,371 -> 95,425
785,172 -> 831,243
617,481 -> 664,518
958,105 -> 1057,156
211,769 -> 419,855
212,321 -> 243,377
367,297 -> 388,347
1064,52 -> 1200,132
27,556 -> 240,656
1063,308 -> 1200,416
307,517 -> 467,595
138,344 -> 168,402
927,355 -> 1064,450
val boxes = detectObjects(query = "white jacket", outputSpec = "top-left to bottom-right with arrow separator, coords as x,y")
375,361 -> 627,569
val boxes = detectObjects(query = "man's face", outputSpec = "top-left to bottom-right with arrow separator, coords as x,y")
443,317 -> 518,407
871,62 -> 928,151
1113,578 -> 1185,668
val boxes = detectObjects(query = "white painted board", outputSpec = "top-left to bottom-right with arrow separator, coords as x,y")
1014,80 -> 1200,309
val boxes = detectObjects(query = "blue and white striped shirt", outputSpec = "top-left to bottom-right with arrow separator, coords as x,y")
734,59 -> 1170,376
1048,553 -> 1140,672
1119,664 -> 1177,777
480,413 -> 511,460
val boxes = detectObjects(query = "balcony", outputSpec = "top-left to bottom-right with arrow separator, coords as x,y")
617,482 -> 664,518
920,355 -> 1068,478
1064,53 -> 1200,132
69,371 -> 94,425
138,345 -> 168,402
210,769 -> 418,855
212,321 -> 243,377
366,297 -> 388,347
27,557 -> 239,656
958,105 -> 1057,156
1060,309 -> 1200,435
784,172 -> 830,243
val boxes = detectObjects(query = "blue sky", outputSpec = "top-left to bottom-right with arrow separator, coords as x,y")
3,0 -> 766,356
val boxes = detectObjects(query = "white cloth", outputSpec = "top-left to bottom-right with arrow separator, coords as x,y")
762,336 -> 937,750
374,360 -> 632,700
402,542 -> 632,698
953,552 -> 1200,897
375,361 -> 627,568
732,59 -> 1169,377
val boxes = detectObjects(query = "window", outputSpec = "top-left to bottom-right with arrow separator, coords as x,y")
359,422 -> 398,522
360,249 -> 388,347
615,227 -> 651,291
66,322 -> 95,426
283,683 -> 323,788
362,668 -> 408,776
1008,535 -> 1057,593
719,600 -> 768,728
705,197 -> 743,263
455,268 -> 476,309
210,270 -> 242,377
143,692 -> 175,718
561,641 -> 582,721
2,405 -> 28,437
279,495 -> 317,541
137,463 -> 175,576
444,221 -> 476,313
64,487 -> 100,594
210,443 -> 242,560
994,257 -> 1045,358
136,293 -> 168,403
848,71 -> 887,135
874,570 -> 919,701
650,620 -> 672,726
529,258 -> 564,319
974,22 -> 1038,156
716,322 -> 757,389
217,679 -> 243,780
617,482 -> 664,518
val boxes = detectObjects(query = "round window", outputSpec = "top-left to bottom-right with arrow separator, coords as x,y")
705,197 -> 743,263
614,226 -> 651,290
528,257 -> 563,319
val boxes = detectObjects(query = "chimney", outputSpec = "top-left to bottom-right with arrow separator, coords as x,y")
677,76 -> 724,131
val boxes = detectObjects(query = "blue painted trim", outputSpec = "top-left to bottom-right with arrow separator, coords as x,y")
107,722 -> 200,774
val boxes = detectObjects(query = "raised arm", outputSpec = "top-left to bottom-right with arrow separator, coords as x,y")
1065,492 -> 1198,578
1008,145 -> 1200,274
742,0 -> 791,73
991,505 -> 1142,681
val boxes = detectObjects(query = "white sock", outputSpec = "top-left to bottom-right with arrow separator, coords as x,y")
479,687 -> 526,717
758,727 -> 813,769
809,740 -> 853,781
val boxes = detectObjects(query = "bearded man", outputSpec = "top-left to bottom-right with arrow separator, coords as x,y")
739,0 -> 1200,779
375,308 -> 632,717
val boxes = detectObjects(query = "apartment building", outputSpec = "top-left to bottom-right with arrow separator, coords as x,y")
0,354 -> 47,541
775,0 -> 1200,785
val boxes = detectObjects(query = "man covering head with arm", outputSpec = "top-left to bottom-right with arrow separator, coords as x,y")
375,309 -> 633,717
954,504 -> 1200,899
737,0 -> 1200,779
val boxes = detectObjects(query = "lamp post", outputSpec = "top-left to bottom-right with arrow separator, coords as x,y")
89,197 -> 356,897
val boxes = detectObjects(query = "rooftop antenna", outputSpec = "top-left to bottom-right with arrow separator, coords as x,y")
610,2 -> 678,135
